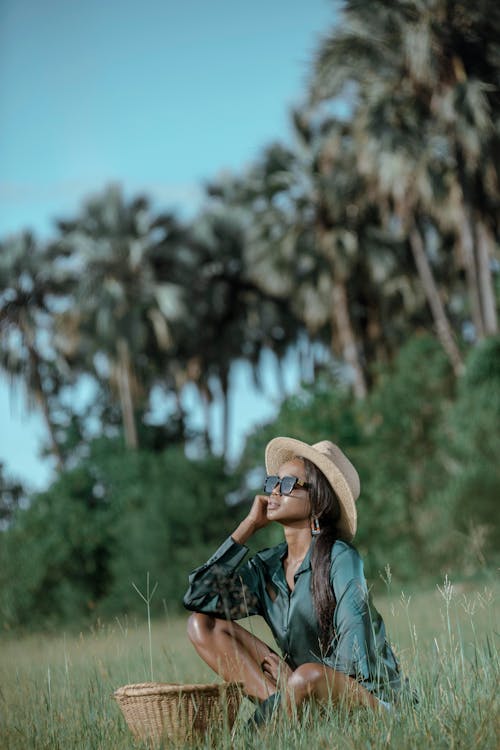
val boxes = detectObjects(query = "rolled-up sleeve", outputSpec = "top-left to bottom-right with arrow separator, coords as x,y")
183,536 -> 263,619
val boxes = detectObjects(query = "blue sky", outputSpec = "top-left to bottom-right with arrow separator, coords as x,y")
0,0 -> 336,488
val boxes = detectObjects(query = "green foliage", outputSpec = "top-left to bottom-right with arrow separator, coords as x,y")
0,440 -> 239,629
0,462 -> 26,525
0,463 -> 113,627
441,336 -> 500,566
358,336 -> 455,578
240,374 -> 361,474
100,445 -> 238,619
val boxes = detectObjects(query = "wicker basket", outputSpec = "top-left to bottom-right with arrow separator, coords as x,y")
114,682 -> 243,745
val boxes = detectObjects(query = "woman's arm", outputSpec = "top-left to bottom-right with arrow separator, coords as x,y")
231,494 -> 270,544
183,494 -> 271,618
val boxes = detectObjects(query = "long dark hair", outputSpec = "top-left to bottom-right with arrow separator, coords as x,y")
300,456 -> 342,654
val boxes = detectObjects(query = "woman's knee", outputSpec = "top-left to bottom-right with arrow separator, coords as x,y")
287,663 -> 325,699
186,612 -> 217,645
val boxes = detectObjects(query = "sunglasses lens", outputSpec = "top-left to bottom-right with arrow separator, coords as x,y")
264,475 -> 306,494
264,476 -> 279,493
281,476 -> 296,495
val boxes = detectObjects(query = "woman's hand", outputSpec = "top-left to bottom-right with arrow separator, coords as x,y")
247,494 -> 271,531
261,653 -> 293,690
231,494 -> 270,545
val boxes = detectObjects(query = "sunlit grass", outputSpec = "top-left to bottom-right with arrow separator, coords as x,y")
1,579 -> 498,749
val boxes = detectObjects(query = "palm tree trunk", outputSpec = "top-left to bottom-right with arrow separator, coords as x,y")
274,353 -> 287,395
331,279 -> 367,399
117,338 -> 138,449
476,220 -> 498,335
220,368 -> 230,458
316,222 -> 367,399
27,345 -> 64,470
458,208 -> 485,339
408,226 -> 464,376
199,384 -> 212,454
366,303 -> 389,367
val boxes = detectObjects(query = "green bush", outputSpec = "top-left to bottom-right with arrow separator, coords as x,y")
441,336 -> 500,569
0,440 -> 238,629
100,445 -> 238,618
358,335 -> 455,579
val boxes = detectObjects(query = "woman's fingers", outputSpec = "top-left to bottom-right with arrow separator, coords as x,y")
247,494 -> 270,529
261,657 -> 278,685
263,653 -> 280,666
261,654 -> 294,692
261,666 -> 277,686
261,652 -> 290,684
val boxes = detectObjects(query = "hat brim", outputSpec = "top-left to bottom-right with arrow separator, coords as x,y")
265,437 -> 357,541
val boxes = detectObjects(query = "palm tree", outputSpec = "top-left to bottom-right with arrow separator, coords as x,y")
52,185 -> 187,449
0,232 -> 65,467
355,86 -> 465,374
214,140 -> 342,385
234,113 -> 424,396
206,147 -> 337,391
311,0 -> 499,364
186,205 -> 301,456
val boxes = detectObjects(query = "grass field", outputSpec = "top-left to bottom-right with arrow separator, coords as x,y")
1,578 -> 499,749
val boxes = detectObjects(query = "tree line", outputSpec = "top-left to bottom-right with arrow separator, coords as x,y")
1,0 -> 499,628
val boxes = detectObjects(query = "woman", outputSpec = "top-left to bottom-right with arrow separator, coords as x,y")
183,438 -> 401,721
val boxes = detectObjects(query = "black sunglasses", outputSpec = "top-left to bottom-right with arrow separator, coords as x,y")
264,475 -> 310,496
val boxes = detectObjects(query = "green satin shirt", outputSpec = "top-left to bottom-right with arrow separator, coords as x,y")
184,536 -> 401,701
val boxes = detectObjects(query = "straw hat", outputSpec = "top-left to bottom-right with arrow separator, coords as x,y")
265,437 -> 360,541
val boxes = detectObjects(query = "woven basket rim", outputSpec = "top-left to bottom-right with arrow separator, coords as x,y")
114,681 -> 243,699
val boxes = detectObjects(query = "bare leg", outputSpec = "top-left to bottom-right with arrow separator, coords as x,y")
186,613 -> 280,701
285,662 -> 380,714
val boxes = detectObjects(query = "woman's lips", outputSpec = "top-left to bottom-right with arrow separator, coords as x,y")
267,501 -> 280,511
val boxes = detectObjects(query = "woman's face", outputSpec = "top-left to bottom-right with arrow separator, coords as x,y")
266,458 -> 312,526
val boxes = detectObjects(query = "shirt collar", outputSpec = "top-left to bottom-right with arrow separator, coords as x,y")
278,537 -> 314,562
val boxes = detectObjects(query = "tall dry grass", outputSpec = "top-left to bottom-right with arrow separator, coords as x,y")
0,578 -> 498,749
